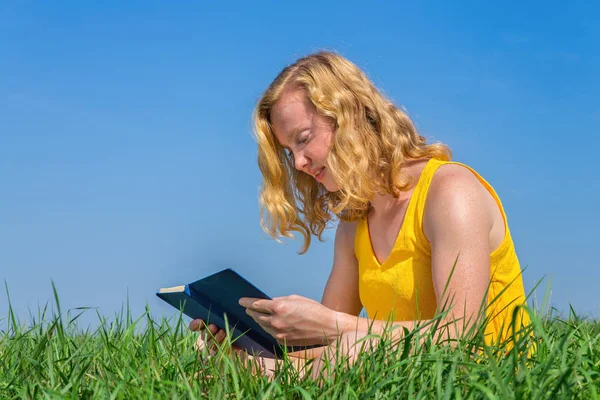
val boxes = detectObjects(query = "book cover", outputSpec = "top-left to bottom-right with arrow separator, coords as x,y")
157,268 -> 319,358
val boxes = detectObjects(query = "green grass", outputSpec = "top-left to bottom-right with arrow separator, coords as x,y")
1,286 -> 599,399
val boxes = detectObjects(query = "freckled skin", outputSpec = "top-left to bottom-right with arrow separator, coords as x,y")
270,88 -> 340,192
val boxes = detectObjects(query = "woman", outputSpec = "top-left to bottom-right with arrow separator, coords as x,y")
190,51 -> 530,379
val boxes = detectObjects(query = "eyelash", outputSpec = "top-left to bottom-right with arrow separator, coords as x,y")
297,134 -> 309,146
285,133 -> 309,157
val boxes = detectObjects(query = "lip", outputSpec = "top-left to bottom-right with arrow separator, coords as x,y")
314,167 -> 325,182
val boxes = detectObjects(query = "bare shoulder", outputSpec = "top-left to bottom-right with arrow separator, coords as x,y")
335,220 -> 358,248
428,163 -> 489,201
423,163 -> 495,238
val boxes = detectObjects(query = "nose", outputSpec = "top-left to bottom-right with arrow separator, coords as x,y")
293,151 -> 310,172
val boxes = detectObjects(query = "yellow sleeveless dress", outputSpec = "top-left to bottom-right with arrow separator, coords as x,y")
354,158 -> 530,346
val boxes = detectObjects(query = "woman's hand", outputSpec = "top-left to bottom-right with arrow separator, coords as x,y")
239,295 -> 343,346
189,319 -> 244,357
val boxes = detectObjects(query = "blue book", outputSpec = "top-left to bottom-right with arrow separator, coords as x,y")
157,268 -> 320,358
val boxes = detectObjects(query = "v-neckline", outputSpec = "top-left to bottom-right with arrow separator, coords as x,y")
365,158 -> 434,266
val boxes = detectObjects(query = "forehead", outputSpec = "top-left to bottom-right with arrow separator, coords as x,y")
270,89 -> 313,146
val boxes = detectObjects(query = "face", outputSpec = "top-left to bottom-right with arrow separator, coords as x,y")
271,88 -> 340,192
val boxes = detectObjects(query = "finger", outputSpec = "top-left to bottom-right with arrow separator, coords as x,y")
208,324 -> 218,335
246,308 -> 273,326
239,297 -> 273,314
232,346 -> 248,361
195,333 -> 206,352
198,326 -> 218,350
199,330 -> 213,347
208,331 -> 226,355
214,329 -> 226,344
189,319 -> 206,332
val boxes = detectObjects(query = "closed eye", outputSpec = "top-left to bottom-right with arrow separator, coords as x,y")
296,132 -> 310,146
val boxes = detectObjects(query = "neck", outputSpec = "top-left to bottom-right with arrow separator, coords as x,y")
369,191 -> 409,214
367,157 -> 424,214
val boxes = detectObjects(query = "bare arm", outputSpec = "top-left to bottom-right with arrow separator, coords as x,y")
286,221 -> 362,360
321,221 -> 363,315
425,164 -> 492,327
335,165 -> 494,342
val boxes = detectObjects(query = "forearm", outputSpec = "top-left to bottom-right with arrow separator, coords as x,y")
335,312 -> 420,342
287,345 -> 328,360
335,312 -> 468,345
243,350 -> 321,380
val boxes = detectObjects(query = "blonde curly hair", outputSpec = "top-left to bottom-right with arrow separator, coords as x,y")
253,51 -> 451,253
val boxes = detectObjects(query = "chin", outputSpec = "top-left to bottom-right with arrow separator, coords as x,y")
322,181 -> 341,192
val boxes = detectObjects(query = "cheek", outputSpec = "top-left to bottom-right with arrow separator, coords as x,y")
319,135 -> 334,161
305,142 -> 329,164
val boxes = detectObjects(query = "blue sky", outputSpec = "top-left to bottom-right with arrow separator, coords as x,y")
1,1 -> 598,329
